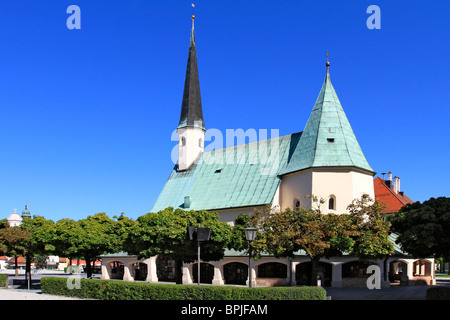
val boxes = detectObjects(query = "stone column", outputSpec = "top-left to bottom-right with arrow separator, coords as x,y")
290,262 -> 299,286
100,261 -> 110,280
144,256 -> 159,283
123,262 -> 134,282
212,262 -> 224,285
182,263 -> 193,284
331,263 -> 342,288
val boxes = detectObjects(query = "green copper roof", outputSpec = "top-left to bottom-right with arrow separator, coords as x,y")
21,205 -> 31,218
152,134 -> 297,212
282,68 -> 374,175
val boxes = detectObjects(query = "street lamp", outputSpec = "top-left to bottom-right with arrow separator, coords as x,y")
244,227 -> 257,288
187,225 -> 211,285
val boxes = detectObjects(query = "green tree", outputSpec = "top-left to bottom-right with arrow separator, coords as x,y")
21,216 -> 56,286
54,213 -> 123,277
111,213 -> 136,253
347,194 -> 394,259
54,218 -> 84,268
124,208 -> 232,284
78,212 -> 121,277
0,215 -> 56,286
390,197 -> 450,268
0,225 -> 31,276
249,194 -> 393,286
250,204 -> 356,285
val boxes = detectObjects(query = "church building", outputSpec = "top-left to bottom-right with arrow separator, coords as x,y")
101,15 -> 435,288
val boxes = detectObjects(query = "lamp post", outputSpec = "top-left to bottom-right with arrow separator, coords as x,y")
244,227 -> 257,288
187,225 -> 211,285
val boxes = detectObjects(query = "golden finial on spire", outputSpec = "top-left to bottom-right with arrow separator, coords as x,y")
326,50 -> 330,72
191,3 -> 195,20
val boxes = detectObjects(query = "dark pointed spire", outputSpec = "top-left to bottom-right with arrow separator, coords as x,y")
178,13 -> 205,130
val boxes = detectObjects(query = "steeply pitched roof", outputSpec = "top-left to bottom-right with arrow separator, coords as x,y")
282,67 -> 374,175
374,177 -> 414,214
154,62 -> 374,213
152,133 -> 300,212
178,17 -> 205,130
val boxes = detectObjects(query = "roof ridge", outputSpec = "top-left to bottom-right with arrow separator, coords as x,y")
202,132 -> 296,155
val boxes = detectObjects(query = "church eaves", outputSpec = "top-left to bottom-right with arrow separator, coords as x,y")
178,15 -> 205,130
282,62 -> 374,175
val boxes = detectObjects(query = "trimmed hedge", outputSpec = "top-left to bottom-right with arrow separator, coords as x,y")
0,274 -> 7,288
40,277 -> 326,300
426,287 -> 450,300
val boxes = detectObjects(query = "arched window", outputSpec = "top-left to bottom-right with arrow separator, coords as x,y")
199,138 -> 203,148
294,198 -> 301,210
258,263 -> 287,278
328,195 -> 336,210
180,137 -> 186,147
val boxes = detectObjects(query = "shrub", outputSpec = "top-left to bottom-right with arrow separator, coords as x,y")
40,277 -> 326,300
0,274 -> 7,288
426,287 -> 450,300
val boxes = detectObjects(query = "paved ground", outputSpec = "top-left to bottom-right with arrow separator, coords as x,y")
0,288 -> 82,300
326,285 -> 430,300
326,278 -> 450,300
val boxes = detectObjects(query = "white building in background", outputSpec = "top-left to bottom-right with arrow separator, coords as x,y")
6,209 -> 23,227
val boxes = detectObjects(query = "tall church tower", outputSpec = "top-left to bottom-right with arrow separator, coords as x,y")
177,14 -> 205,171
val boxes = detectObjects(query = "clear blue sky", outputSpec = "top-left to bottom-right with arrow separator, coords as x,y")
0,1 -> 448,222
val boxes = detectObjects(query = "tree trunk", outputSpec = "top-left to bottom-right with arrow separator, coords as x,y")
14,256 -> 18,277
85,256 -> 92,278
68,256 -> 72,273
25,254 -> 32,290
446,256 -> 450,275
175,259 -> 183,284
310,257 -> 320,286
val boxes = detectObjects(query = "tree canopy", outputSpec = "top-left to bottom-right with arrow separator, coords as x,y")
390,197 -> 450,260
247,194 -> 393,285
124,207 -> 232,283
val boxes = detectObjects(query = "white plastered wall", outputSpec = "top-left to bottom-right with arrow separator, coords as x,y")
177,127 -> 205,171
279,168 -> 375,214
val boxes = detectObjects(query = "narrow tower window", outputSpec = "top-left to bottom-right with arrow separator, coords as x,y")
294,198 -> 301,210
199,138 -> 203,148
329,195 -> 336,210
181,137 -> 186,147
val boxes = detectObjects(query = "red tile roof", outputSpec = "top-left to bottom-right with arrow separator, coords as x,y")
374,177 -> 414,213
7,256 -> 26,264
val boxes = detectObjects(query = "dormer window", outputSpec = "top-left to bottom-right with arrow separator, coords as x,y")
327,138 -> 335,143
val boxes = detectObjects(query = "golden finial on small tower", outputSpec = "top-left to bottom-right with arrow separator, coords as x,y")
191,3 -> 195,20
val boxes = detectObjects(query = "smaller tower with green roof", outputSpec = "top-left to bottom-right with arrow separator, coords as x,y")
22,204 -> 31,219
